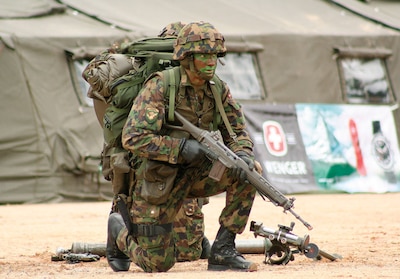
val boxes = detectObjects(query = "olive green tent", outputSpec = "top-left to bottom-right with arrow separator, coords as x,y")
1,0 -> 400,203
61,0 -> 400,104
0,0 -> 141,203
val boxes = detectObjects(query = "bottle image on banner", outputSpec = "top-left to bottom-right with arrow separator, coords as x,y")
348,119 -> 367,176
371,120 -> 396,183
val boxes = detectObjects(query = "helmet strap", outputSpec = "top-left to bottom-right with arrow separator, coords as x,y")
188,54 -> 213,81
188,55 -> 198,74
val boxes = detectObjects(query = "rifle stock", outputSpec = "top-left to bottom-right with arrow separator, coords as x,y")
173,111 -> 313,230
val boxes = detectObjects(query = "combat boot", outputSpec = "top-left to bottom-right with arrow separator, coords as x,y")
200,236 -> 211,259
106,213 -> 131,272
208,226 -> 257,271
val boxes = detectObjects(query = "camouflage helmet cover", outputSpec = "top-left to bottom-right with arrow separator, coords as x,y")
158,21 -> 186,38
172,21 -> 226,60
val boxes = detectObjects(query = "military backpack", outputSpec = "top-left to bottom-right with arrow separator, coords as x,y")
100,37 -> 224,183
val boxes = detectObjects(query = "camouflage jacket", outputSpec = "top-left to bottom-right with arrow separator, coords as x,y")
122,66 -> 254,165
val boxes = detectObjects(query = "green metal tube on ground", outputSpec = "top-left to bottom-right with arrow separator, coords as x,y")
70,239 -> 266,256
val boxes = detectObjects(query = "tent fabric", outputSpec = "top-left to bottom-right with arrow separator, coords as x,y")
59,0 -> 400,106
61,0 -> 400,36
1,0 -> 400,203
0,1 -> 139,203
330,0 -> 400,31
0,0 -> 66,19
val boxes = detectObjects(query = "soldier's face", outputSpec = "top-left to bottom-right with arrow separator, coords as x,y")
193,53 -> 217,81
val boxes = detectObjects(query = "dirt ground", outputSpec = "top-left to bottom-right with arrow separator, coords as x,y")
1,192 -> 399,279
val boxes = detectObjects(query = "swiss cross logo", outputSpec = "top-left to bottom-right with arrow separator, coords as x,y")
262,121 -> 287,157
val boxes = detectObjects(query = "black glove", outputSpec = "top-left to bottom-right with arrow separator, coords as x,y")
180,139 -> 208,163
231,151 -> 255,183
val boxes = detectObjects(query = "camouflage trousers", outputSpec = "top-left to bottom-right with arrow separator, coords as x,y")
116,159 -> 256,272
112,193 -> 205,262
173,198 -> 205,262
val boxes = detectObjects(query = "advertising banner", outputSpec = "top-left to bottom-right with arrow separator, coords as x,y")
296,104 -> 400,193
243,104 -> 318,194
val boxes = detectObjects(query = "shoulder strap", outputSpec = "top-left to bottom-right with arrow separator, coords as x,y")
163,67 -> 181,122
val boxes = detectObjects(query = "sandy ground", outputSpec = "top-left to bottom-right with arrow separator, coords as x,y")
1,192 -> 399,279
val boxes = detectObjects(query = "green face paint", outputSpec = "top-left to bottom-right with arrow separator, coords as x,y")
193,53 -> 218,80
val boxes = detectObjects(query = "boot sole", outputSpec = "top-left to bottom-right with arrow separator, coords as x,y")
208,263 -> 258,272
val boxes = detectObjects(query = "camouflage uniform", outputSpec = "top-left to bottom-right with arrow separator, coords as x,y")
82,22 -> 209,263
115,22 -> 256,272
157,21 -> 210,262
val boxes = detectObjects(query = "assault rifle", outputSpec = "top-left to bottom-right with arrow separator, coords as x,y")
172,111 -> 313,230
51,247 -> 101,264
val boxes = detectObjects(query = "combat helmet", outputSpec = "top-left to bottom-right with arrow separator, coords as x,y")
158,21 -> 186,38
172,21 -> 226,60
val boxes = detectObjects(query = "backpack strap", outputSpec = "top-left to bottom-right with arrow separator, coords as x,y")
163,67 -> 181,122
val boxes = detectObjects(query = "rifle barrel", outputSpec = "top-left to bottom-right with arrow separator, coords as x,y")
174,111 -> 313,230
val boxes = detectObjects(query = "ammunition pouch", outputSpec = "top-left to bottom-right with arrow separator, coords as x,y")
139,127 -> 186,205
141,159 -> 178,205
